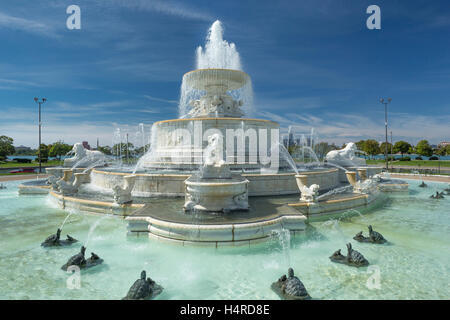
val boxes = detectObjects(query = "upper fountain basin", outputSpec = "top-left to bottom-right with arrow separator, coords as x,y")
183,69 -> 250,92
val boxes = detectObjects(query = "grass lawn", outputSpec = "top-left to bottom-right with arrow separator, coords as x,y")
366,159 -> 450,167
0,160 -> 62,168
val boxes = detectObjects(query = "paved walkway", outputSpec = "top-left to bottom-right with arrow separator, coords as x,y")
0,174 -> 48,182
390,174 -> 450,183
390,165 -> 450,171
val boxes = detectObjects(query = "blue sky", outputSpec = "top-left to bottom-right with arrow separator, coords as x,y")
0,0 -> 449,148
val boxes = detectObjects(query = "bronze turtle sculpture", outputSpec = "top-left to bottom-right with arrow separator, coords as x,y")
41,228 -> 78,247
122,270 -> 163,300
330,243 -> 369,267
353,225 -> 387,244
271,268 -> 310,300
61,246 -> 103,271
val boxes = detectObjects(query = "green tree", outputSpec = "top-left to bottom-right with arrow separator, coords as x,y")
355,140 -> 366,152
49,141 -> 73,160
314,142 -> 337,161
444,145 -> 450,156
0,135 -> 15,160
36,143 -> 49,162
435,145 -> 450,156
97,145 -> 112,155
415,140 -> 433,157
112,143 -> 134,158
393,141 -> 412,158
134,144 -> 151,156
363,139 -> 380,159
380,142 -> 393,156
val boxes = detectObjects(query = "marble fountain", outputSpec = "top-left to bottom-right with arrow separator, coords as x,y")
18,20 -> 405,247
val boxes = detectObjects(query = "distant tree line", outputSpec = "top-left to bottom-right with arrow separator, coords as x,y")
0,136 -> 15,161
354,139 -> 449,159
1,133 -> 449,164
288,139 -> 450,161
0,134 -> 152,164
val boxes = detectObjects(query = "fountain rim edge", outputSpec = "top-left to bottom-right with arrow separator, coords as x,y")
182,68 -> 250,78
153,117 -> 279,125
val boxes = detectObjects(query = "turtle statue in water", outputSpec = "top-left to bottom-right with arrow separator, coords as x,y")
271,268 -> 310,300
41,228 -> 78,247
122,270 -> 163,300
419,181 -> 427,188
330,243 -> 369,267
353,225 -> 387,244
430,191 -> 445,199
61,246 -> 104,271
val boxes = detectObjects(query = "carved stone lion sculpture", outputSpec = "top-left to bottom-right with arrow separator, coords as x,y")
325,142 -> 366,167
300,184 -> 320,203
64,143 -> 106,168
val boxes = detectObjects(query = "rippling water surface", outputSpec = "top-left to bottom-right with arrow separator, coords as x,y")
0,179 -> 449,299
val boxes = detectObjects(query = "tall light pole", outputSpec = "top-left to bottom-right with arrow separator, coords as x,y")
34,97 -> 47,173
380,98 -> 391,171
390,131 -> 393,169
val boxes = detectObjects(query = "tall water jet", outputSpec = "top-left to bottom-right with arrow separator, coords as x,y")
196,20 -> 241,70
179,20 -> 253,118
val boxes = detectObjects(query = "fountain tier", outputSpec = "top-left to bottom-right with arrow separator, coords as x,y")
184,176 -> 249,212
184,69 -> 249,92
142,118 -> 280,171
183,69 -> 250,118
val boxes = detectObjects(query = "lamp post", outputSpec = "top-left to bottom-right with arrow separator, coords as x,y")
380,98 -> 391,171
34,97 -> 47,173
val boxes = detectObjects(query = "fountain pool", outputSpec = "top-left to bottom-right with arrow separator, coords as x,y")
1,179 -> 448,299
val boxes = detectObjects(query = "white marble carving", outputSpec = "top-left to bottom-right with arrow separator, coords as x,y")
184,133 -> 249,212
112,175 -> 136,204
64,143 -> 106,168
325,142 -> 366,167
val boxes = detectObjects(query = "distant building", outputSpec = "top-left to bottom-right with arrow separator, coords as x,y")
438,141 -> 450,147
82,141 -> 91,150
14,145 -> 32,151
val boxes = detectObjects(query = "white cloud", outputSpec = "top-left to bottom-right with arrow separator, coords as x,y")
143,95 -> 178,104
0,11 -> 58,37
3,109 -> 449,148
0,78 -> 39,87
259,110 -> 450,145
109,0 -> 213,21
2,122 -> 115,148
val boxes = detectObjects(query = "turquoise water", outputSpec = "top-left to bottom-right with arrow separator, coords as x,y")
0,179 -> 449,299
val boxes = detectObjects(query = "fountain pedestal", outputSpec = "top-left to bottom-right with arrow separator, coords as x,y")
357,168 -> 367,181
184,173 -> 249,212
184,133 -> 249,213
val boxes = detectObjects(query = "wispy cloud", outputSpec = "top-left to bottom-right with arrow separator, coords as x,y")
259,110 -> 450,145
108,0 -> 213,21
143,94 -> 178,104
0,78 -> 40,87
0,10 -> 58,37
53,100 -> 134,111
